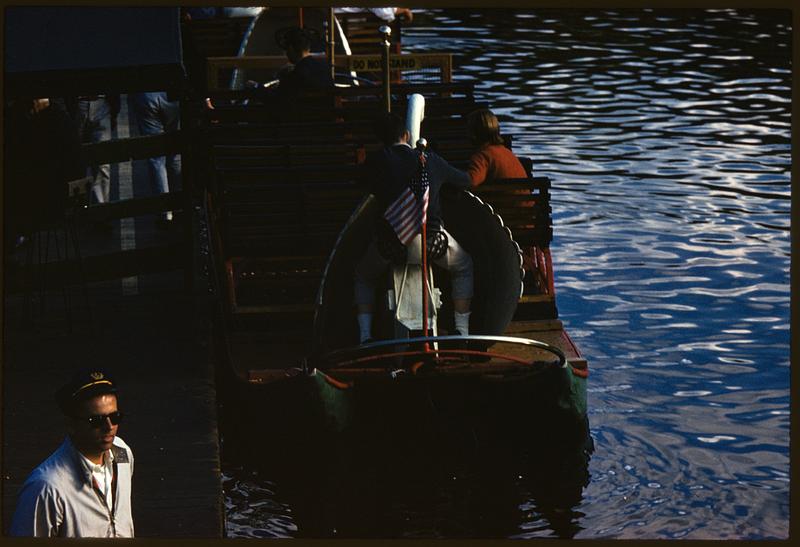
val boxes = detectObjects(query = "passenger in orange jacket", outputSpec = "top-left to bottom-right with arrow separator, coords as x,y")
466,108 -> 527,187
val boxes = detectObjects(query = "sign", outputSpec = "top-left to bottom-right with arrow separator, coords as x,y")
345,54 -> 451,73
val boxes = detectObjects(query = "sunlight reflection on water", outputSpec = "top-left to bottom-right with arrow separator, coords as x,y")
224,7 -> 790,540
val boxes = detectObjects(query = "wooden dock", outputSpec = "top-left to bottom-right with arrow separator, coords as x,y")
1,96 -> 224,537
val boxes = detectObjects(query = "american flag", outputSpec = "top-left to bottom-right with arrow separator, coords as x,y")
384,153 -> 429,245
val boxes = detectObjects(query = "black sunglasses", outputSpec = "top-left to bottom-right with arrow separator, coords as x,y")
75,411 -> 123,428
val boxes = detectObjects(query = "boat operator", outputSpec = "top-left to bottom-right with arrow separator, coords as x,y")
9,369 -> 134,537
354,113 -> 474,343
272,27 -> 334,97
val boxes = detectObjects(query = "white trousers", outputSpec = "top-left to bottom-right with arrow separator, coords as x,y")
354,227 -> 474,306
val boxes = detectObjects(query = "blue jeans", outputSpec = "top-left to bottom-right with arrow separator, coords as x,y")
130,92 -> 181,197
77,98 -> 111,203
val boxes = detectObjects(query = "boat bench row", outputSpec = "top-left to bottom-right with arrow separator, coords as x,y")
206,98 -> 488,127
206,81 -> 476,104
203,80 -> 553,332
206,118 -> 478,163
205,81 -> 488,277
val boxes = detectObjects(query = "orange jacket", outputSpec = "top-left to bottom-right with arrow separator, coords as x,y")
467,144 -> 527,187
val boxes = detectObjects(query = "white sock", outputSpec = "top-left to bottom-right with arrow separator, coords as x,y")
454,311 -> 471,336
357,313 -> 373,343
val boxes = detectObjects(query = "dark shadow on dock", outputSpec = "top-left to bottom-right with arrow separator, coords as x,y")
2,269 -> 223,537
2,93 -> 223,537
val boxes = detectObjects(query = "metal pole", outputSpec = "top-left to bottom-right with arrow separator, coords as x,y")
328,8 -> 336,82
421,217 -> 429,352
417,139 -> 429,352
380,25 -> 392,113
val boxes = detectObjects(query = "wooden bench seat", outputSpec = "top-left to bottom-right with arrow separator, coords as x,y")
225,254 -> 327,316
207,98 -> 484,126
212,143 -> 365,170
206,119 -> 374,145
206,118 -> 474,154
208,82 -> 477,107
214,180 -> 365,314
216,164 -> 361,189
339,97 -> 487,118
474,178 -> 552,248
209,104 -> 342,124
209,81 -> 477,107
336,81 -> 475,101
473,176 -> 556,319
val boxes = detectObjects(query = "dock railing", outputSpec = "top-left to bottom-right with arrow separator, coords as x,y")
81,130 -> 194,282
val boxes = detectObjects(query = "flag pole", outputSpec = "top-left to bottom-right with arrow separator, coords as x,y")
421,217 -> 430,352
418,141 -> 430,353
380,25 -> 392,113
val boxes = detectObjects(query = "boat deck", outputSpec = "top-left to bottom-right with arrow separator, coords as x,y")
244,318 -> 585,384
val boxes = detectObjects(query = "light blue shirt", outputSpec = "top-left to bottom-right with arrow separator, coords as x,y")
9,436 -> 134,537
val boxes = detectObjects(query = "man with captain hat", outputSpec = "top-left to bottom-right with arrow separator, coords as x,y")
9,368 -> 134,537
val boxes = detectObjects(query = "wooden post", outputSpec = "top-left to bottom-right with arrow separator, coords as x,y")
442,54 -> 452,84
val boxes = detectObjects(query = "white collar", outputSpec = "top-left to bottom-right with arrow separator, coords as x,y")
392,141 -> 413,149
78,447 -> 114,474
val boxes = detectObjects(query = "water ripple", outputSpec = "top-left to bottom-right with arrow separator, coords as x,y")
226,7 -> 790,540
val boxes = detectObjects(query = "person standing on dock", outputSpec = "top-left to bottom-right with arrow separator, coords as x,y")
9,369 -> 134,537
75,94 -> 119,204
130,91 -> 181,228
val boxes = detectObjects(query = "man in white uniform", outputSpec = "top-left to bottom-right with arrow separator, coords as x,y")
10,369 -> 134,537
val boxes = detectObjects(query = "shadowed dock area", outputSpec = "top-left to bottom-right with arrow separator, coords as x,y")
2,95 -> 223,537
2,276 -> 222,537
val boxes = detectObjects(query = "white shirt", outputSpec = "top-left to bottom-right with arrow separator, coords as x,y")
10,436 -> 135,537
79,451 -> 114,512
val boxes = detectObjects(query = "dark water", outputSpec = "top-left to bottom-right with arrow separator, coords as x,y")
222,8 -> 791,539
